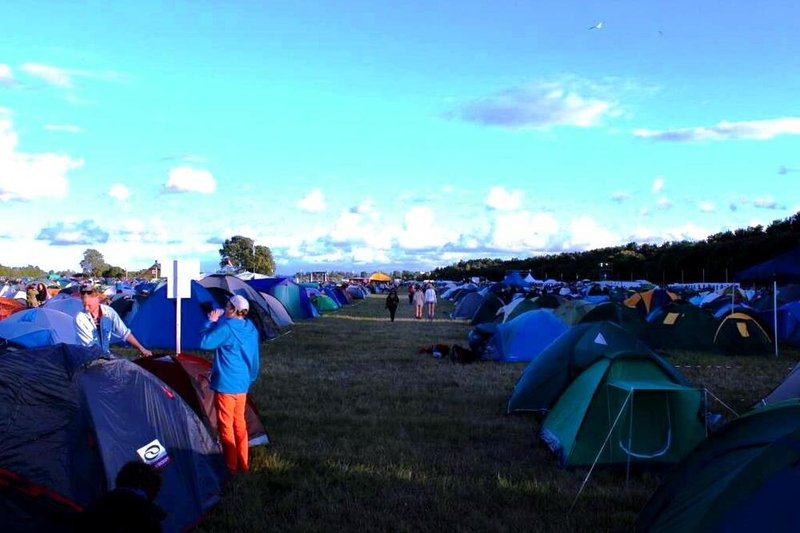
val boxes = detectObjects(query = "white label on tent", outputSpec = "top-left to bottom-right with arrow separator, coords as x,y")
165,259 -> 199,299
594,332 -> 608,345
136,438 -> 170,469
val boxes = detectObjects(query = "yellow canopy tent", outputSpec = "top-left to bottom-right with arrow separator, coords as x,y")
369,272 -> 392,282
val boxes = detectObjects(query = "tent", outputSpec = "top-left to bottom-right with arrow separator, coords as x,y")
245,277 -> 318,321
42,296 -> 86,317
483,310 -> 568,363
541,358 -> 706,467
645,302 -> 717,352
134,353 -> 269,446
0,296 -> 25,321
368,272 -> 392,282
579,301 -> 648,340
624,288 -> 679,317
0,344 -> 226,532
636,399 -> 800,532
735,247 -> 800,356
760,362 -> 800,405
507,321 -> 681,414
310,293 -> 340,313
198,274 -> 281,341
0,308 -> 80,348
713,311 -> 773,355
127,280 -> 219,351
450,291 -> 485,320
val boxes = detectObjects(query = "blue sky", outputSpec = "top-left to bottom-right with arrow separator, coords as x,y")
1,1 -> 798,276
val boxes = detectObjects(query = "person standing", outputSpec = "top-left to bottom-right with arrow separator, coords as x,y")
413,284 -> 425,319
424,284 -> 437,321
26,284 -> 39,308
407,283 -> 415,305
385,288 -> 400,322
200,295 -> 260,475
75,285 -> 152,356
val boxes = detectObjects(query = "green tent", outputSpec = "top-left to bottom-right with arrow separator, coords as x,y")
636,399 -> 800,532
713,311 -> 772,355
507,321 -> 675,414
645,301 -> 717,352
541,357 -> 706,467
311,293 -> 339,313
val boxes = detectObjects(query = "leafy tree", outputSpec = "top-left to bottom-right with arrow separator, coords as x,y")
80,249 -> 108,277
219,236 -> 275,275
102,266 -> 127,278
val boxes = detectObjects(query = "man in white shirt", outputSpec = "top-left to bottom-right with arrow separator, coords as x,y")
75,285 -> 152,356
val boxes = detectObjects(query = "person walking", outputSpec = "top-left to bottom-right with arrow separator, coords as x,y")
200,295 -> 260,475
413,284 -> 425,319
75,285 -> 152,357
385,288 -> 400,322
407,283 -> 415,305
424,284 -> 437,321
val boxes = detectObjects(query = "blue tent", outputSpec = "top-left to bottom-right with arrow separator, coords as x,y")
0,344 -> 226,532
128,280 -> 219,351
245,277 -> 318,320
483,310 -> 568,363
735,247 -> 800,284
0,308 -> 80,348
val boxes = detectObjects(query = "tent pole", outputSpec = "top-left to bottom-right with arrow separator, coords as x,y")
774,280 -> 778,357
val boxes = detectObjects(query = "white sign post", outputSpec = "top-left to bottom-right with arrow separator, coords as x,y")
166,259 -> 199,355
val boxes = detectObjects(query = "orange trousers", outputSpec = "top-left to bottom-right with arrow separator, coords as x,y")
215,392 -> 249,474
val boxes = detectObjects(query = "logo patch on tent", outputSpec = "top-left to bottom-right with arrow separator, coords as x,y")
137,438 -> 170,469
593,332 -> 608,345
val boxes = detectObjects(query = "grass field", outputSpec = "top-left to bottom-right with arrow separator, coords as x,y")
194,294 -> 800,533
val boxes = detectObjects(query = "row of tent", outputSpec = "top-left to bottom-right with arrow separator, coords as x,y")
0,275 -> 370,352
460,291 -> 778,363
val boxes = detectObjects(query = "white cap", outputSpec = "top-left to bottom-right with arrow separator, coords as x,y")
229,294 -> 249,312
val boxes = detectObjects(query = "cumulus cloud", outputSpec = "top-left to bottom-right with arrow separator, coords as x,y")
297,188 -> 326,212
652,177 -> 664,193
633,117 -> 800,142
108,184 -> 130,202
486,186 -> 522,210
163,166 -> 216,194
451,80 -> 617,129
0,115 -> 83,202
753,197 -> 781,209
36,220 -> 109,245
563,216 -> 619,250
487,211 -> 560,251
44,124 -> 84,134
656,196 -> 672,209
0,64 -> 14,86
611,192 -> 631,203
698,201 -> 715,213
397,205 -> 453,250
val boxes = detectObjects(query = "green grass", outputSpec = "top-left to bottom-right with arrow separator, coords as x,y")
188,294 -> 800,533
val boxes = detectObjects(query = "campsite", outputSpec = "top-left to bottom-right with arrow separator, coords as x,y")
3,267 -> 800,531
198,292 -> 799,532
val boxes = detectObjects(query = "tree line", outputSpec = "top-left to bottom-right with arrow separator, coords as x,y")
431,211 -> 800,284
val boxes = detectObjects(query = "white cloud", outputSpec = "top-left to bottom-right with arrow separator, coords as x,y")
486,186 -> 522,211
488,211 -> 559,251
656,196 -> 672,209
0,115 -> 83,202
108,184 -> 130,202
164,166 -> 216,194
397,205 -> 452,249
297,188 -> 326,212
0,64 -> 13,85
753,197 -> 780,209
454,80 -> 617,129
44,124 -> 84,134
633,117 -> 800,142
652,177 -> 664,193
564,216 -> 619,250
698,201 -> 715,213
21,63 -> 74,88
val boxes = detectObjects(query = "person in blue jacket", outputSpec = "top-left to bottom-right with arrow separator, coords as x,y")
200,294 -> 260,474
